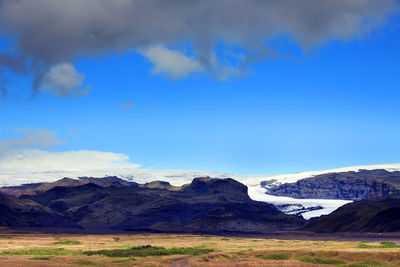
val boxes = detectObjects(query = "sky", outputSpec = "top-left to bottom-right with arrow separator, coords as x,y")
0,0 -> 400,177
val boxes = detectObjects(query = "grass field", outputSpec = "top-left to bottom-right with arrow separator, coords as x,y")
0,231 -> 400,266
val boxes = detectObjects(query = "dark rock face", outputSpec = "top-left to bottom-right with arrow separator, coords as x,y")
264,169 -> 400,200
303,196 -> 400,232
1,177 -> 305,233
0,192 -> 72,227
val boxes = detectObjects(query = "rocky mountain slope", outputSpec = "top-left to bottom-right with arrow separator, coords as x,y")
0,176 -> 138,197
303,196 -> 400,232
264,169 -> 400,200
0,177 -> 305,233
0,191 -> 72,227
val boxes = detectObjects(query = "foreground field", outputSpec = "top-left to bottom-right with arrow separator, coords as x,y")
1,231 -> 400,266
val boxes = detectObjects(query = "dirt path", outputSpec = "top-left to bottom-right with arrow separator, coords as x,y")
171,256 -> 196,267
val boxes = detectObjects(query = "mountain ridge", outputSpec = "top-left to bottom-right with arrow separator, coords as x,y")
264,169 -> 400,200
0,177 -> 305,233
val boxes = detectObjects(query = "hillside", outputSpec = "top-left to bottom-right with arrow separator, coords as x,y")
0,176 -> 138,197
0,191 -> 72,227
303,196 -> 400,232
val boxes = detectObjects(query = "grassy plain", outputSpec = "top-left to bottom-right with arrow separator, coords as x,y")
0,230 -> 400,266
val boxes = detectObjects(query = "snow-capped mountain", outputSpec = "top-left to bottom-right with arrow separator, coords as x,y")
1,163 -> 399,219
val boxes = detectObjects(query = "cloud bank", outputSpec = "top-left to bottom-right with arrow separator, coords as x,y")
0,0 -> 398,93
0,149 -> 140,173
0,128 -> 140,185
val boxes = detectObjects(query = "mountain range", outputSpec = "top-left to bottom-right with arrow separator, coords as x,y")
2,164 -> 400,233
0,177 -> 305,233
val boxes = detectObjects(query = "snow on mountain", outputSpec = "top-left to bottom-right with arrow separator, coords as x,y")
1,163 -> 399,219
254,163 -> 400,187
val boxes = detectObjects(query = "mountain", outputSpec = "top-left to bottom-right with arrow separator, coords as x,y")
303,196 -> 400,232
263,169 -> 400,200
0,176 -> 138,197
0,191 -> 72,227
2,163 -> 399,220
1,177 -> 305,233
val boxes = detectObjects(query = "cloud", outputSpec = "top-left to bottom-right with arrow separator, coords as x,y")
0,128 -> 62,150
41,63 -> 90,97
141,46 -> 204,78
0,0 -> 398,89
0,149 -> 140,172
0,127 -> 140,184
119,101 -> 135,110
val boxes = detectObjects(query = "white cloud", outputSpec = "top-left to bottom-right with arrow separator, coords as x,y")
141,46 -> 204,79
41,63 -> 90,97
0,128 -> 140,184
0,149 -> 140,173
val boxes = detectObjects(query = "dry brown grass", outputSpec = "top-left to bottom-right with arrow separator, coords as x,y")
0,232 -> 399,266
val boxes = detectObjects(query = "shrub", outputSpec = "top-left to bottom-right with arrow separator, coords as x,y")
380,241 -> 399,248
262,253 -> 289,260
348,259 -> 389,267
72,260 -> 97,265
83,245 -> 213,257
53,240 -> 81,245
0,248 -> 82,256
298,256 -> 345,265
29,257 -> 53,261
357,241 -> 399,249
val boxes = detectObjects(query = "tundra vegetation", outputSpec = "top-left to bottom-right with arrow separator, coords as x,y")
0,231 -> 400,266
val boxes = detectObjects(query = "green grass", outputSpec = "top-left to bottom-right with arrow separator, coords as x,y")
262,253 -> 289,260
29,257 -> 54,261
358,243 -> 375,249
72,260 -> 97,265
380,241 -> 399,248
83,245 -> 214,258
220,238 -> 230,241
357,241 -> 400,249
0,248 -> 82,256
298,256 -> 345,265
348,259 -> 391,267
53,240 -> 81,245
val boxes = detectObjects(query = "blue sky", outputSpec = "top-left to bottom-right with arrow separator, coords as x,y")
0,1 -> 400,175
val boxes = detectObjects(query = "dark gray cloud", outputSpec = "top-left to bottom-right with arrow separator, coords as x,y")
0,0 -> 398,93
